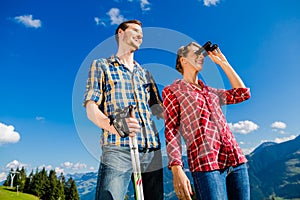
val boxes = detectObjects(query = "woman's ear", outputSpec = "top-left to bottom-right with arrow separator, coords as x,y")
180,57 -> 187,64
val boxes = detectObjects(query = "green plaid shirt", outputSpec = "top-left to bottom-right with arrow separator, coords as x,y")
83,56 -> 163,148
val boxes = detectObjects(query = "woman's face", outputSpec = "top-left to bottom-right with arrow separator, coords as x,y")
183,44 -> 205,72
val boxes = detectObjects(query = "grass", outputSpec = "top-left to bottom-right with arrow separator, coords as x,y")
0,186 -> 39,200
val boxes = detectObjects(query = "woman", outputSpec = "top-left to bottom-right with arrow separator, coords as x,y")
162,42 -> 251,200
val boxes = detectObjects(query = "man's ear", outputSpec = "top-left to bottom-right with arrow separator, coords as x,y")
117,29 -> 124,39
118,29 -> 123,34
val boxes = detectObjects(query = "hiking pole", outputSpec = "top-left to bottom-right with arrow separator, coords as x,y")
129,107 -> 144,200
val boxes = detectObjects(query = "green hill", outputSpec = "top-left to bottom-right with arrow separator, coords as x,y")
0,186 -> 39,200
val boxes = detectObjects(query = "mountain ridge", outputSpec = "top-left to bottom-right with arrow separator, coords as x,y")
70,135 -> 300,199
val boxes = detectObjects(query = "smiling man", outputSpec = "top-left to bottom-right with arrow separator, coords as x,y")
83,20 -> 164,200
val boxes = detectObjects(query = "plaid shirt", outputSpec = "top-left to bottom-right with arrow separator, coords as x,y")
83,56 -> 163,148
162,79 -> 250,172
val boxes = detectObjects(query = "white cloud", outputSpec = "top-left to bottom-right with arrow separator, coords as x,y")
35,116 -> 45,121
14,15 -> 42,28
0,122 -> 20,145
242,147 -> 255,155
5,160 -> 27,170
0,172 -> 6,182
60,161 -> 88,171
73,162 -> 87,170
55,167 -> 64,175
203,0 -> 220,6
228,120 -> 259,134
107,8 -> 126,25
61,161 -> 73,168
271,121 -> 287,129
274,135 -> 296,143
89,166 -> 96,171
94,17 -> 106,27
39,164 -> 52,171
140,0 -> 151,11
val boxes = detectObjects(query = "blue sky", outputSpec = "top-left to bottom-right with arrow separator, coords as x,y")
1,0 -> 300,181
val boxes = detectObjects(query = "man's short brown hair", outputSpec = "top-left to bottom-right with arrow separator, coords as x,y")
115,20 -> 142,44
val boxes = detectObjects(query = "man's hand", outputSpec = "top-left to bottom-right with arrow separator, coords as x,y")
109,105 -> 141,137
171,166 -> 193,200
125,115 -> 141,137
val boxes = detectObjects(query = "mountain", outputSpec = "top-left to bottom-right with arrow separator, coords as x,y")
246,135 -> 300,199
73,136 -> 300,199
65,172 -> 97,199
0,180 -> 5,186
73,156 -> 191,200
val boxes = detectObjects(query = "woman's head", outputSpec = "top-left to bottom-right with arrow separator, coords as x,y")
176,42 -> 205,74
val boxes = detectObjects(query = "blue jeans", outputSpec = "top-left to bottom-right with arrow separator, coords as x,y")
192,163 -> 250,200
95,145 -> 163,200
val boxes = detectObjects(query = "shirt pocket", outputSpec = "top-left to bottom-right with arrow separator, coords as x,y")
141,83 -> 151,102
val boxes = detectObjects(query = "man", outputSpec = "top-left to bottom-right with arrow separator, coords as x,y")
83,20 -> 164,200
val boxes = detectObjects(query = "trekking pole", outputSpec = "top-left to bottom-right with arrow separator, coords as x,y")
129,106 -> 144,200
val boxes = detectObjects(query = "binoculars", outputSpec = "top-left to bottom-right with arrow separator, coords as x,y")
195,41 -> 218,56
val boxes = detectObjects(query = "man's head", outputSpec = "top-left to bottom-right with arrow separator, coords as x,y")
176,42 -> 205,74
115,20 -> 143,51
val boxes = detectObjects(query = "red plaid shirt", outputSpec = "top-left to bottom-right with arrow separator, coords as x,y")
162,79 -> 250,172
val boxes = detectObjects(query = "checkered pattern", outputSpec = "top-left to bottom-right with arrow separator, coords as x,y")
84,56 -> 163,148
162,79 -> 250,172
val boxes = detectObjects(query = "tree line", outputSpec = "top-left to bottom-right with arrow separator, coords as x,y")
3,166 -> 80,200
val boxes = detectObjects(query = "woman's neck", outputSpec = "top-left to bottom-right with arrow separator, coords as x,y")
183,71 -> 198,85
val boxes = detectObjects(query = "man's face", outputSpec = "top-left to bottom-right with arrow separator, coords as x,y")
119,23 -> 143,51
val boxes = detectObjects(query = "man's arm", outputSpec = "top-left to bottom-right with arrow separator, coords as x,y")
86,100 -> 141,136
86,100 -> 118,134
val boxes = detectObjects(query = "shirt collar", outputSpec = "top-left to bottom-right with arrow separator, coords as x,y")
108,55 -> 140,72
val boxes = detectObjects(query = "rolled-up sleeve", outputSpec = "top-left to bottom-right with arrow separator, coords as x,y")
83,59 -> 105,107
211,87 -> 251,106
162,86 -> 183,168
147,71 -> 164,118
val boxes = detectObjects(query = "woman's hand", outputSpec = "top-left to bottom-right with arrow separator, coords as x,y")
171,166 -> 193,200
208,48 -> 228,66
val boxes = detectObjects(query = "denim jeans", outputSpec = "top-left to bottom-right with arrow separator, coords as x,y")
192,163 -> 250,200
95,145 -> 163,200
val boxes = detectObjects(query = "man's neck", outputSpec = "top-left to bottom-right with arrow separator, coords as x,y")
116,49 -> 135,72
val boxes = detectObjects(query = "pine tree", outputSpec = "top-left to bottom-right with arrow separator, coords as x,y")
57,173 -> 66,200
30,168 -> 42,197
24,170 -> 34,193
42,169 -> 65,200
14,166 -> 26,192
30,167 -> 49,198
3,168 -> 13,186
45,170 -> 57,200
57,178 -> 66,200
64,177 -> 79,200
39,167 -> 49,199
68,179 -> 80,200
